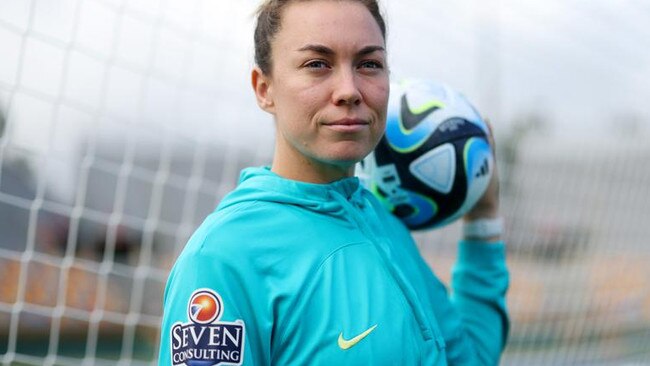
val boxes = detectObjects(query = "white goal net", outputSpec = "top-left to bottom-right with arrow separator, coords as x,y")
1,0 -> 649,365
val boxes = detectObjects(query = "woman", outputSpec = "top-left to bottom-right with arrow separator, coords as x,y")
159,1 -> 508,365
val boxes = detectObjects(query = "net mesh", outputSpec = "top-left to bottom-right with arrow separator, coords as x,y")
0,0 -> 649,365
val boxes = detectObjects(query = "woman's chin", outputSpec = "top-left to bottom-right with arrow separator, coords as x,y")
321,141 -> 375,164
318,153 -> 368,170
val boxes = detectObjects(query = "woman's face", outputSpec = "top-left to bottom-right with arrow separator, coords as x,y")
254,0 -> 389,181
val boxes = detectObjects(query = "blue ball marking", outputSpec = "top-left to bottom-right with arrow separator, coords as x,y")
401,190 -> 438,228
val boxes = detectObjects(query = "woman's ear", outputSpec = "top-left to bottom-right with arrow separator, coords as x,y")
251,66 -> 275,114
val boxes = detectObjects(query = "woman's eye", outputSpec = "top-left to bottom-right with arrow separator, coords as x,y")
359,60 -> 383,69
305,60 -> 329,69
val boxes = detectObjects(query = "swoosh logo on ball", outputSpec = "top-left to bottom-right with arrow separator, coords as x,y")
385,96 -> 445,153
400,95 -> 440,130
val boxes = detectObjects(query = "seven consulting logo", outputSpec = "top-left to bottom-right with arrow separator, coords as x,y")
171,289 -> 245,366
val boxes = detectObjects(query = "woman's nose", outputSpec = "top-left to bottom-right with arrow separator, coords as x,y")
332,69 -> 362,106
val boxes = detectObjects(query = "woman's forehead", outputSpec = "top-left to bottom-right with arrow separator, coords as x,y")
275,1 -> 385,50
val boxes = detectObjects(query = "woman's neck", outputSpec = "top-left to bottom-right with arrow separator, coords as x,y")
271,140 -> 355,184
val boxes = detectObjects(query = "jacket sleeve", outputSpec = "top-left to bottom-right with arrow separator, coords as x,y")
158,235 -> 271,366
449,240 -> 510,365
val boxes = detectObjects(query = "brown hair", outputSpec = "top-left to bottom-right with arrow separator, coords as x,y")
254,0 -> 387,75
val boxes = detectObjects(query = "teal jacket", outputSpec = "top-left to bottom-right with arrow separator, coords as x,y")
159,167 -> 509,365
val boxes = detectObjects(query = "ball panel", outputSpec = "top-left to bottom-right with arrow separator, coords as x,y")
459,137 -> 493,217
427,117 -> 486,148
409,142 -> 456,194
398,190 -> 438,229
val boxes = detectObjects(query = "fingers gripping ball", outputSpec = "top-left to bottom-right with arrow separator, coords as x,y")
358,79 -> 494,230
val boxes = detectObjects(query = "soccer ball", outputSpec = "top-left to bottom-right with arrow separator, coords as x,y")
358,79 -> 494,230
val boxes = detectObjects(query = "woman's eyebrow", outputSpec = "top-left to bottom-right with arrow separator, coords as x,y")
357,45 -> 385,56
296,44 -> 385,56
297,44 -> 335,55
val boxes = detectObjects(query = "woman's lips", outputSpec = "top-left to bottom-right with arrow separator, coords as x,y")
323,118 -> 369,132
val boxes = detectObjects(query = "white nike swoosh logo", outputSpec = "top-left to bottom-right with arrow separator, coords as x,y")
338,325 -> 377,350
